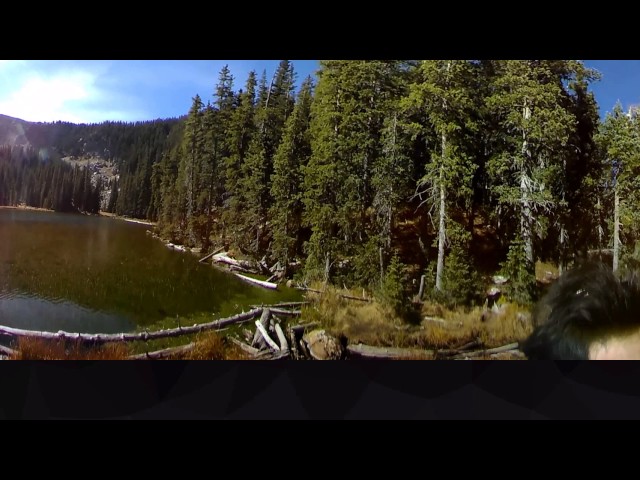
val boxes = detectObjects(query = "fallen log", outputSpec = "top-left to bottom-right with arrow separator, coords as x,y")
199,247 -> 225,263
229,265 -> 260,275
0,344 -> 17,357
288,324 -> 299,360
435,340 -> 483,357
233,273 -> 278,290
129,342 -> 196,360
294,286 -> 371,302
230,337 -> 261,356
250,301 -> 309,309
274,322 -> 289,352
268,308 -> 302,317
258,256 -> 271,275
451,342 -> 520,360
255,320 -> 280,351
213,253 -> 256,270
267,350 -> 290,361
291,322 -> 320,334
251,309 -> 272,348
295,286 -> 323,294
346,343 -> 433,360
299,338 -> 311,359
0,308 -> 264,345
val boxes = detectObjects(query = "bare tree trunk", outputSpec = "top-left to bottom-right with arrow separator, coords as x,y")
521,100 -> 534,266
558,224 -> 566,275
435,61 -> 451,293
379,246 -> 384,284
418,274 -> 426,300
324,252 -> 331,286
435,133 -> 446,292
614,188 -> 620,272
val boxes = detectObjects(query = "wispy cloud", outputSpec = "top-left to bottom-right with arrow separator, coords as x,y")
0,61 -> 149,123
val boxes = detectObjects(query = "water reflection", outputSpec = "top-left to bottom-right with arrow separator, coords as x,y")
0,209 -> 300,333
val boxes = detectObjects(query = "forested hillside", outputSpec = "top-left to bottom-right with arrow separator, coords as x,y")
2,60 -> 638,307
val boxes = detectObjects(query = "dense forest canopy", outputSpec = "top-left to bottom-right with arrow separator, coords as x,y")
1,60 -> 637,306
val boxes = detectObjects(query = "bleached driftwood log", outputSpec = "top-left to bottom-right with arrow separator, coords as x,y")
0,308 -> 264,345
274,322 -> 289,352
251,308 -> 272,348
233,273 -> 278,290
346,343 -> 432,359
254,320 -> 280,351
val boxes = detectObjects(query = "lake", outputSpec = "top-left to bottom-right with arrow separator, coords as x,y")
0,209 -> 301,334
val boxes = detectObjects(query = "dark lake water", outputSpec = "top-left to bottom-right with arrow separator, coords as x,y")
0,209 -> 301,334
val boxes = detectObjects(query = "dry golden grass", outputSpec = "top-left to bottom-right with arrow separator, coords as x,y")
536,260 -> 559,282
9,338 -> 131,360
183,332 -> 249,360
302,283 -> 533,357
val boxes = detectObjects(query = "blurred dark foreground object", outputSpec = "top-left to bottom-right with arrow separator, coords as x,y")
521,262 -> 640,360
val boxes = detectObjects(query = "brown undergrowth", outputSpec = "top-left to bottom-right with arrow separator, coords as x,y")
301,283 -> 533,357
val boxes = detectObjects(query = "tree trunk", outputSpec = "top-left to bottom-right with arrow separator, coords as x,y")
435,61 -> 451,293
418,274 -> 426,300
435,134 -> 446,292
558,224 -> 566,275
614,188 -> 620,272
324,252 -> 331,285
521,100 -> 534,266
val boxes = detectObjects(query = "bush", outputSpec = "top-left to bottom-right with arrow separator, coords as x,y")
499,238 -> 536,305
440,245 -> 483,308
377,254 -> 410,318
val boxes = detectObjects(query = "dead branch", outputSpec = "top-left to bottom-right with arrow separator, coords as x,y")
229,337 -> 261,356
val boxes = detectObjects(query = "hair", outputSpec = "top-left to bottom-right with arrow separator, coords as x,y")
520,261 -> 640,360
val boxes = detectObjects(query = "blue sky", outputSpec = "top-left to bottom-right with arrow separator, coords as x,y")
0,60 -> 633,124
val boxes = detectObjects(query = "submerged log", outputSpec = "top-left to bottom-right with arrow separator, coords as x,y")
233,273 -> 278,290
0,308 -> 264,345
346,343 -> 432,360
